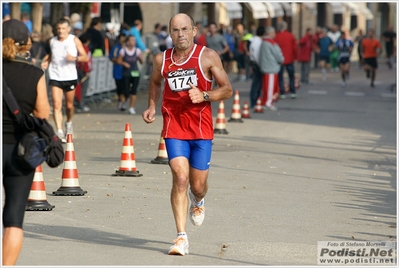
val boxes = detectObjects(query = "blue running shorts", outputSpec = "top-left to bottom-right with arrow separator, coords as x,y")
164,139 -> 212,170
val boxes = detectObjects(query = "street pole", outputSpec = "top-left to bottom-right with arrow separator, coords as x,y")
120,3 -> 124,26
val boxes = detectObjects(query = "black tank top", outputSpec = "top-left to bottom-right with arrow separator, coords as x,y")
3,59 -> 44,144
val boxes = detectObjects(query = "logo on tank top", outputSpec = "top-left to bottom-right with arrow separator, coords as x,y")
167,68 -> 198,92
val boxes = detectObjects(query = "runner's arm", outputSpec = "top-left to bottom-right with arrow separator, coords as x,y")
200,47 -> 233,101
142,52 -> 163,123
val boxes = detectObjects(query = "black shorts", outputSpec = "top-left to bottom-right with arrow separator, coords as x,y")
319,55 -> 330,64
364,58 -> 378,69
50,79 -> 78,92
339,57 -> 350,64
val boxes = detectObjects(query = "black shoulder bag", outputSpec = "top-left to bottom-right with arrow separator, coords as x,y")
3,77 -> 65,170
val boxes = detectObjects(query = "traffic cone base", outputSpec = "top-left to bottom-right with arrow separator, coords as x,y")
113,170 -> 143,177
26,165 -> 55,211
53,134 -> 87,196
151,157 -> 168,164
214,128 -> 228,134
151,136 -> 169,165
53,186 -> 87,196
26,201 -> 55,211
228,118 -> 243,122
214,100 -> 229,134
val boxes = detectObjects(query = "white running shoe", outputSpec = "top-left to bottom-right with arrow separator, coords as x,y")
264,105 -> 278,111
168,236 -> 189,255
129,107 -> 136,115
189,190 -> 205,227
57,129 -> 66,144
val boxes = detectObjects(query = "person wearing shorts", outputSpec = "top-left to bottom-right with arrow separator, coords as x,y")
42,17 -> 88,142
361,29 -> 382,88
117,35 -> 143,115
335,31 -> 354,87
317,28 -> 333,81
142,13 -> 233,256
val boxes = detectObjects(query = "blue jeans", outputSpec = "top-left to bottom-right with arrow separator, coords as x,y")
279,63 -> 295,95
250,62 -> 262,108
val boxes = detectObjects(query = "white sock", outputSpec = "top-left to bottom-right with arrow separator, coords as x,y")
177,232 -> 187,239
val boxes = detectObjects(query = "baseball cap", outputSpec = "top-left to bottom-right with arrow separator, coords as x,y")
2,19 -> 30,45
73,21 -> 83,31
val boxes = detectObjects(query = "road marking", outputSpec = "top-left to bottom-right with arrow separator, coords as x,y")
308,90 -> 327,95
345,92 -> 365,97
381,93 -> 397,98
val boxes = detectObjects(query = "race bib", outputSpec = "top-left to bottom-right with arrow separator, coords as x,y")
167,68 -> 197,92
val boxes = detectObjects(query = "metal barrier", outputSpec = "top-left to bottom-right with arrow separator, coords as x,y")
85,56 -> 116,104
84,56 -> 150,105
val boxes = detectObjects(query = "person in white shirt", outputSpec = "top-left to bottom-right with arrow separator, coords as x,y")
249,26 -> 265,108
42,17 -> 88,142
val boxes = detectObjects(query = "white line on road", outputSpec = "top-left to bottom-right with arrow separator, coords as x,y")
308,90 -> 328,95
381,93 -> 397,98
344,92 -> 365,97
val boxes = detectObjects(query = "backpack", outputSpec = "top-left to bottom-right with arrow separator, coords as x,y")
3,78 -> 64,170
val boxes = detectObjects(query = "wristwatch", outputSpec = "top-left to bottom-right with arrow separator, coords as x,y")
203,91 -> 210,101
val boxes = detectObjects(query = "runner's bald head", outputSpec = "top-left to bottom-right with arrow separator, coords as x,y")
169,13 -> 195,30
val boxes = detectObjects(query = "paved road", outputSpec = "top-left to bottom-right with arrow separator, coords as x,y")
15,60 -> 396,266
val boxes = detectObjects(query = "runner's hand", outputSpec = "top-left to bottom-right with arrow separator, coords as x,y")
188,83 -> 203,104
142,108 -> 156,123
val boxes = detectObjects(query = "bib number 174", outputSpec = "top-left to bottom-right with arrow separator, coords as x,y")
167,68 -> 198,92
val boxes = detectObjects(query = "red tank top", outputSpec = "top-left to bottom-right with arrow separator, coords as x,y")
161,44 -> 213,140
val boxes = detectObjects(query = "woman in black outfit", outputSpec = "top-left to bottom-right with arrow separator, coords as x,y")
2,19 -> 50,265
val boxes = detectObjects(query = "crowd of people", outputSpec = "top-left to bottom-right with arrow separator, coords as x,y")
190,21 -> 396,110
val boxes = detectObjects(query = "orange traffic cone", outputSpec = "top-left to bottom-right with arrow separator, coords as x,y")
228,90 -> 243,122
254,97 -> 263,113
214,100 -> 228,134
242,101 -> 251,118
113,123 -> 143,177
26,165 -> 55,211
151,135 -> 168,164
53,134 -> 87,196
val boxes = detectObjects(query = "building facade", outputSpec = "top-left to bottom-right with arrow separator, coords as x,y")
4,2 -> 397,52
